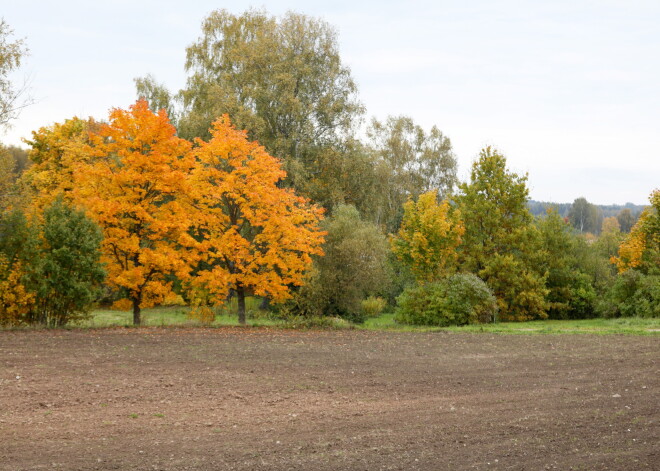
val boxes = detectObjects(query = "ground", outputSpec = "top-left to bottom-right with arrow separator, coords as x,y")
1,328 -> 658,470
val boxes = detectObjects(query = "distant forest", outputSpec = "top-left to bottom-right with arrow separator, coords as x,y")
528,200 -> 647,219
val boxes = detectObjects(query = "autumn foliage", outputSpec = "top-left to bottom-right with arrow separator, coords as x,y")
69,101 -> 195,324
190,116 -> 326,324
391,190 -> 464,282
612,189 -> 659,274
8,95 -> 658,326
22,100 -> 325,325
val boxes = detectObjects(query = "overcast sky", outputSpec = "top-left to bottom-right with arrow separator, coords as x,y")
2,0 -> 658,205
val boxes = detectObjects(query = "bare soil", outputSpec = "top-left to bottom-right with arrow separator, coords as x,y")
1,328 -> 658,470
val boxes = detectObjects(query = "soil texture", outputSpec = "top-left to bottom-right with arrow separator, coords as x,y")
1,328 -> 658,470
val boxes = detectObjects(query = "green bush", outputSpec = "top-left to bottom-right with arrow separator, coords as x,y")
278,205 -> 390,324
395,273 -> 497,326
599,271 -> 660,318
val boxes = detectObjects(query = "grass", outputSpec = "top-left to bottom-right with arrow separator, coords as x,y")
6,297 -> 659,335
362,313 -> 660,335
83,297 -> 279,328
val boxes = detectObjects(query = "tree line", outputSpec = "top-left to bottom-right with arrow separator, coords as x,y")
1,10 -> 658,327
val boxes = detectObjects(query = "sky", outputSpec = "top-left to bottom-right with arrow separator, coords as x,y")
2,0 -> 658,205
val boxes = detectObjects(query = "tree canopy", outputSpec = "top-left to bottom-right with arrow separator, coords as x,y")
0,19 -> 31,129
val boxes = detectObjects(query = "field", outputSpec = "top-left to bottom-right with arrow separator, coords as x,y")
1,328 -> 658,470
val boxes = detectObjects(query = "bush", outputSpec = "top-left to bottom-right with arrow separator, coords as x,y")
278,205 -> 390,324
361,296 -> 387,318
187,306 -> 215,325
599,270 -> 660,318
395,273 -> 497,326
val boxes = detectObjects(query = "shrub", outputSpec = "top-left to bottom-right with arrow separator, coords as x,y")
361,296 -> 387,318
29,199 -> 106,326
599,271 -> 660,318
188,306 -> 216,325
278,205 -> 390,323
395,273 -> 497,326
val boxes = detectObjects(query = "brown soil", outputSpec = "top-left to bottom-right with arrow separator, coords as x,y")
1,328 -> 658,470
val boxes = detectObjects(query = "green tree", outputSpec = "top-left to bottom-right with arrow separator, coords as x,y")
0,201 -> 104,326
599,270 -> 660,318
0,207 -> 37,269
457,147 -> 548,321
299,138 -> 384,218
616,208 -> 636,233
281,205 -> 390,323
178,9 -> 363,186
367,116 -> 457,232
134,74 -> 179,126
537,210 -> 596,319
28,198 -> 106,326
568,197 -> 602,234
0,19 -> 31,129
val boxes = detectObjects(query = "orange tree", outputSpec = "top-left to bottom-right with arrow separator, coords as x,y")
189,116 -> 325,324
73,100 -> 196,325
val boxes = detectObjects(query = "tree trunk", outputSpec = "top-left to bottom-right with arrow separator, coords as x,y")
236,285 -> 246,325
132,296 -> 141,326
259,297 -> 271,311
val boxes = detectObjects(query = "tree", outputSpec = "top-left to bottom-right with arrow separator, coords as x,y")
602,190 -> 660,318
0,19 -> 31,129
134,74 -> 179,126
189,115 -> 325,324
179,10 -> 362,180
298,205 -> 390,322
0,145 -> 17,209
137,10 -> 379,215
73,100 -> 196,325
601,216 -> 620,234
612,189 -> 660,274
537,210 -> 596,319
0,208 -> 36,325
0,254 -> 34,326
596,216 -> 624,264
568,197 -> 602,234
457,147 -> 548,321
617,208 -> 636,233
296,138 -> 384,218
367,116 -> 457,232
0,201 -> 104,327
28,198 -> 105,326
22,117 -> 99,208
391,190 -> 464,282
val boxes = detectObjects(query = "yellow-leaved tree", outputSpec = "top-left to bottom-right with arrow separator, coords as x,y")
391,190 -> 464,282
189,116 -> 325,324
612,189 -> 659,273
73,100 -> 196,325
22,117 -> 99,208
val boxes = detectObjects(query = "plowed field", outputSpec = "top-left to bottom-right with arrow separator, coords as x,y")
1,328 -> 658,470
